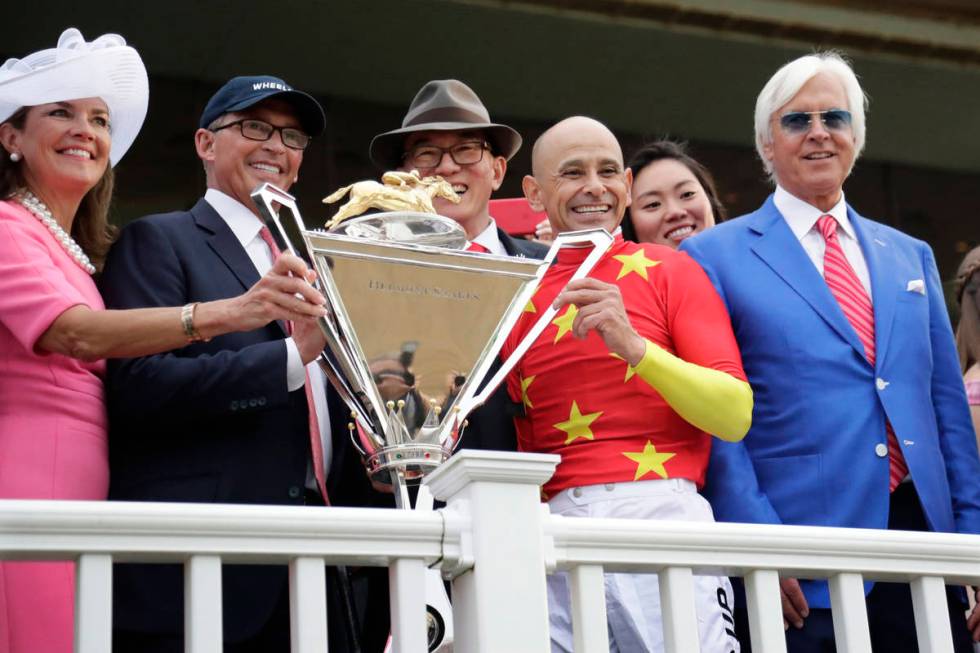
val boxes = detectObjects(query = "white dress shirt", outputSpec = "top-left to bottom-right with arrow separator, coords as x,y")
774,185 -> 872,298
204,189 -> 332,482
471,218 -> 506,255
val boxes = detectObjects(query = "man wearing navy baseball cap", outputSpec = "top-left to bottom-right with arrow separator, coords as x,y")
102,76 -> 369,651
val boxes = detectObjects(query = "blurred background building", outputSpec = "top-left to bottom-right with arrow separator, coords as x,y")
8,0 -> 980,307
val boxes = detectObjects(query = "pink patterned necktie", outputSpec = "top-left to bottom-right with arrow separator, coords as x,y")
258,226 -> 329,503
816,215 -> 907,491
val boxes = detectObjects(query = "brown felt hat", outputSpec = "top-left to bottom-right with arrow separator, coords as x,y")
369,79 -> 522,170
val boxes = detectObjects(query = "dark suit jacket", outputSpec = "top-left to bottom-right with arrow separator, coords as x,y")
498,226 -> 549,259
101,198 -> 369,646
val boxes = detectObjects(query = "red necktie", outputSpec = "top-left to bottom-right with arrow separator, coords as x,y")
817,215 -> 908,491
259,226 -> 329,502
466,241 -> 490,253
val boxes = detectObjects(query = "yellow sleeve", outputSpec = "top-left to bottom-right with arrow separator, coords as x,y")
632,339 -> 752,442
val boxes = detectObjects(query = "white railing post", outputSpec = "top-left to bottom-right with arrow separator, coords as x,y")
389,557 -> 428,652
910,576 -> 954,653
829,572 -> 871,653
185,554 -> 223,653
659,566 -> 700,653
75,553 -> 113,653
289,556 -> 328,653
743,569 -> 787,653
570,564 -> 609,653
426,450 -> 559,653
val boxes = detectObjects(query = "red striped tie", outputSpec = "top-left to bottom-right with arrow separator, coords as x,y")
817,215 -> 907,491
259,226 -> 329,503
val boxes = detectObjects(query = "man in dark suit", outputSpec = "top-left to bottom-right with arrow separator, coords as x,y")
368,79 -> 547,453
101,76 -> 369,652
681,52 -> 980,651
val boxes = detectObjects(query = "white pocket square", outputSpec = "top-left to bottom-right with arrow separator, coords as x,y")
906,279 -> 925,294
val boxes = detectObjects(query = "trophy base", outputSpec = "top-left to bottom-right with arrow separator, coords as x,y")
366,443 -> 451,484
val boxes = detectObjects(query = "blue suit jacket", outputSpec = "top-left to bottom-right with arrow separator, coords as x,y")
681,196 -> 980,608
100,198 -> 369,645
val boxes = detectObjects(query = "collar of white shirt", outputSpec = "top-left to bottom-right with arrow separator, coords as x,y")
204,188 -> 264,249
472,218 -> 506,255
774,185 -> 854,243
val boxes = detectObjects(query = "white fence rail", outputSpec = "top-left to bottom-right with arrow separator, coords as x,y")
2,450 -> 979,653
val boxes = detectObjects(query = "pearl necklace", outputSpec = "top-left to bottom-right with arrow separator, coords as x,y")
17,191 -> 96,275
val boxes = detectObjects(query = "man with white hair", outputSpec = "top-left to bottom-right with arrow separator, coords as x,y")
682,52 -> 980,651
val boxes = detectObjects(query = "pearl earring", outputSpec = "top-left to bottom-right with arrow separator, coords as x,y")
9,152 -> 21,162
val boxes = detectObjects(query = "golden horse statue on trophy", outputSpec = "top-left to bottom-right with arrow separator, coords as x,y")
323,170 -> 460,229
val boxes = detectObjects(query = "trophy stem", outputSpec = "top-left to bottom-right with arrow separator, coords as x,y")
392,468 -> 412,510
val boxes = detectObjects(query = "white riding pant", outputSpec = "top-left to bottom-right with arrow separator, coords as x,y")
546,478 -> 739,653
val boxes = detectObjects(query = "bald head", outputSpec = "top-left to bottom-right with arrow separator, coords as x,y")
530,116 -> 623,178
523,116 -> 631,235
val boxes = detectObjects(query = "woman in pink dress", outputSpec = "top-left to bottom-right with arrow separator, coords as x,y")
0,29 -> 327,653
955,246 -> 980,447
956,246 -> 980,642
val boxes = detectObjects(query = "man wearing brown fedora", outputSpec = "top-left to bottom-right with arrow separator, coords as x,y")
368,78 -> 546,455
370,79 -> 547,258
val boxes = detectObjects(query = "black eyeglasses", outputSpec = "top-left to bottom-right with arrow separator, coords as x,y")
403,140 -> 489,169
778,109 -> 852,134
211,118 -> 311,150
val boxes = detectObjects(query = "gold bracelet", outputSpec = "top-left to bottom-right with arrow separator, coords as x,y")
180,302 -> 209,343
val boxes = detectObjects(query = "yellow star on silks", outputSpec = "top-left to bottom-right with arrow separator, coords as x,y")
610,353 -> 637,381
613,249 -> 660,281
524,300 -> 537,313
552,304 -> 578,343
520,375 -> 536,409
554,401 -> 602,444
623,441 -> 676,480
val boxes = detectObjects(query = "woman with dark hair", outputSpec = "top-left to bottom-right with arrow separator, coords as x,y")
954,245 -> 980,451
957,246 -> 980,642
623,140 -> 726,248
0,29 -> 325,652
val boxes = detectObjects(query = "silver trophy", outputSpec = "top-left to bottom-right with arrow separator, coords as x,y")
251,183 -> 613,650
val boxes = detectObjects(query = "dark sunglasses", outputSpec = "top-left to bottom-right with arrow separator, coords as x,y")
778,109 -> 853,134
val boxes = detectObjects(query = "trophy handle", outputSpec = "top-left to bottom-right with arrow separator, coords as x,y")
457,228 -> 615,417
250,183 -> 314,267
249,183 -> 389,444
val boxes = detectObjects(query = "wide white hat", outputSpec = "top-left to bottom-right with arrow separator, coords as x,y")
0,28 -> 149,167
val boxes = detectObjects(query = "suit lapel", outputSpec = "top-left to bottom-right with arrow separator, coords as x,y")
192,198 -> 288,337
497,227 -> 520,257
851,211 -> 896,365
749,197 -> 866,359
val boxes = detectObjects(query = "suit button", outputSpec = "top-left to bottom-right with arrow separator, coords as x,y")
875,378 -> 889,391
230,400 -> 238,411
248,398 -> 258,408
572,487 -> 583,498
288,486 -> 301,499
258,397 -> 267,406
875,443 -> 888,457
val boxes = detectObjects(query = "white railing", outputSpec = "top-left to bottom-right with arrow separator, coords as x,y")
2,450 -> 979,653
